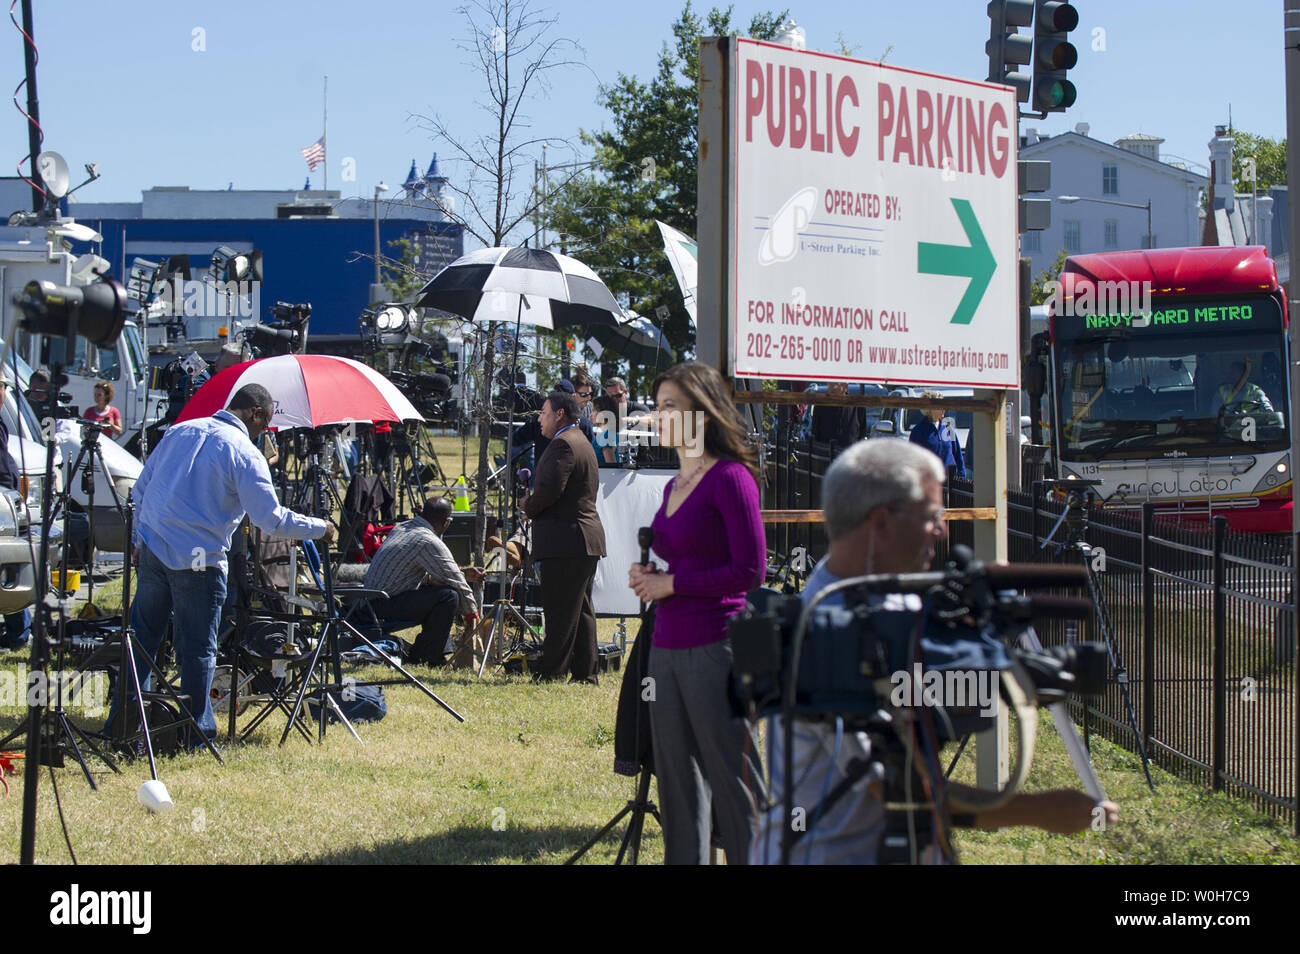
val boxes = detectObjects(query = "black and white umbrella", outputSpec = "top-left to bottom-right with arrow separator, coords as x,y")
587,311 -> 674,368
415,246 -> 621,330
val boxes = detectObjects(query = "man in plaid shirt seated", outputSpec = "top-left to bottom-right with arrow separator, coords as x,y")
364,498 -> 484,665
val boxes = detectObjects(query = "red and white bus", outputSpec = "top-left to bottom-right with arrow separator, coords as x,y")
1030,245 -> 1290,533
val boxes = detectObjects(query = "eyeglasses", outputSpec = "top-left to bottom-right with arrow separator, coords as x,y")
576,390 -> 592,398
888,504 -> 946,527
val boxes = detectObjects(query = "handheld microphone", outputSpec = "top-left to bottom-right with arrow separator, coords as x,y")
517,467 -> 532,484
638,526 -> 654,566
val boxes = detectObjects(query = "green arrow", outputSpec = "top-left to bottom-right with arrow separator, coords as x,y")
917,198 -> 996,326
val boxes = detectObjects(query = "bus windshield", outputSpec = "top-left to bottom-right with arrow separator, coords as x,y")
1054,296 -> 1288,459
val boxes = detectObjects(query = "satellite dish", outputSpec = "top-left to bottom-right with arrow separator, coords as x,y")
36,151 -> 71,198
72,253 -> 111,278
51,221 -> 103,244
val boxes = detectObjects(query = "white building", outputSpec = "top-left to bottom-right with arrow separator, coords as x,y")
1019,126 -> 1209,276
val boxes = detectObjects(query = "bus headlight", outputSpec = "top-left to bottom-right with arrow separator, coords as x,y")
1252,455 -> 1290,494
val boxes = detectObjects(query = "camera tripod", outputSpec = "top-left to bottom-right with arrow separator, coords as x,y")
1034,479 -> 1155,791
48,419 -> 126,608
276,433 -> 464,745
474,471 -> 541,678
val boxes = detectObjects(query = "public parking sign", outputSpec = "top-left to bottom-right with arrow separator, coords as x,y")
730,39 -> 1019,388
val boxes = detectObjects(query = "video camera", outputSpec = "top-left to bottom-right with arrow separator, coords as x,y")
727,545 -> 1106,737
153,351 -> 211,425
240,301 -> 311,357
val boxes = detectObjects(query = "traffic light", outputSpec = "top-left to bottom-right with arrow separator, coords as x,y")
1032,0 -> 1078,113
986,0 -> 1035,103
1019,159 -> 1051,232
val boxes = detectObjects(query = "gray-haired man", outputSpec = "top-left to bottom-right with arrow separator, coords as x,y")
753,440 -> 1117,863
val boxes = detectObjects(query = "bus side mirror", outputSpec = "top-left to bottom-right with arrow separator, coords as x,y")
1023,360 -> 1046,399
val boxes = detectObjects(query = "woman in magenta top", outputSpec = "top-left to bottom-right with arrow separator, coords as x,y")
83,380 -> 123,436
629,361 -> 766,864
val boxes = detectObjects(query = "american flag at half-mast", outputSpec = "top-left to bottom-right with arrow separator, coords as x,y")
301,136 -> 325,171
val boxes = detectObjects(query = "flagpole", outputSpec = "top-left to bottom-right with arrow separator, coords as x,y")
323,74 -> 329,192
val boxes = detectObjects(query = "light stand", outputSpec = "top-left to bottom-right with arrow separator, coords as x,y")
565,528 -> 661,864
475,466 -> 540,678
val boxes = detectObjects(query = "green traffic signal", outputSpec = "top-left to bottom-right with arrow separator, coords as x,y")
1031,0 -> 1079,114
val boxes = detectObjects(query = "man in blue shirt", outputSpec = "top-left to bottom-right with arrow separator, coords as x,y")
909,390 -> 966,480
123,384 -> 333,743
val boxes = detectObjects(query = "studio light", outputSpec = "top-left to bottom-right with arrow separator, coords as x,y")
126,258 -> 161,303
375,304 -> 411,332
209,246 -> 263,284
16,278 -> 128,346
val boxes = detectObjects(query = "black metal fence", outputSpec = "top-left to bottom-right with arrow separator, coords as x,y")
763,436 -> 1299,832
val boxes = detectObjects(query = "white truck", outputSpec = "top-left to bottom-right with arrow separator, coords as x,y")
0,222 -> 164,452
0,221 -> 145,551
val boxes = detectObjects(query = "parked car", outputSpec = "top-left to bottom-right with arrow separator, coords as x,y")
0,487 -> 35,614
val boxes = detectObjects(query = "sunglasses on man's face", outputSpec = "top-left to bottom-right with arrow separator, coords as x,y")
577,390 -> 592,398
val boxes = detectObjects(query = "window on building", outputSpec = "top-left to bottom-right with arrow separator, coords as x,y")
1021,231 -> 1041,252
1102,164 -> 1118,195
1064,220 -> 1081,252
1104,219 -> 1118,249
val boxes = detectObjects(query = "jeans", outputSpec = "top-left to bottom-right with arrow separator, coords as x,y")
3,609 -> 30,648
122,545 -> 228,739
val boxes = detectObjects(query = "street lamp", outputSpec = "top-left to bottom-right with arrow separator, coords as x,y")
373,182 -> 389,291
1058,194 -> 1153,249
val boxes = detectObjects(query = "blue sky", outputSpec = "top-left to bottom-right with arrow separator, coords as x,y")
3,0 -> 1285,219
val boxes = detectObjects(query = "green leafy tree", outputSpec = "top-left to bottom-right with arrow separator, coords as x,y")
1030,250 -> 1068,306
380,238 -> 427,302
546,2 -> 787,362
1228,128 -> 1286,195
411,0 -> 584,566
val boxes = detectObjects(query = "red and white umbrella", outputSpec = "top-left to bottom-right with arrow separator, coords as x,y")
175,354 -> 423,429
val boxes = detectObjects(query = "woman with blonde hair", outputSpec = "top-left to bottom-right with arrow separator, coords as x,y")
628,360 -> 766,864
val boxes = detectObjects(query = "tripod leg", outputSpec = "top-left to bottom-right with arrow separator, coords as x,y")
324,692 -> 363,744
1083,557 -> 1156,792
279,629 -> 330,746
335,619 -> 464,722
565,803 -> 633,865
477,601 -> 506,680
64,715 -> 121,775
53,711 -> 102,790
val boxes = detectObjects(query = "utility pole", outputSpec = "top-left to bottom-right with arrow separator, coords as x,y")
1283,2 -> 1300,731
21,0 -> 42,212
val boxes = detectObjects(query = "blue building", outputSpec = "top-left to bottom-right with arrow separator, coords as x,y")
26,157 -> 462,338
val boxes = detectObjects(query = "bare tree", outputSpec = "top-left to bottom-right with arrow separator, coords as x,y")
412,0 -> 588,573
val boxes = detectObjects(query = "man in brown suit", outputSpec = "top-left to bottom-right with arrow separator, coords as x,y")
523,390 -> 607,682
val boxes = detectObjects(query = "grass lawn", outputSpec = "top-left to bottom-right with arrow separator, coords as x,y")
2,605 -> 1297,865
